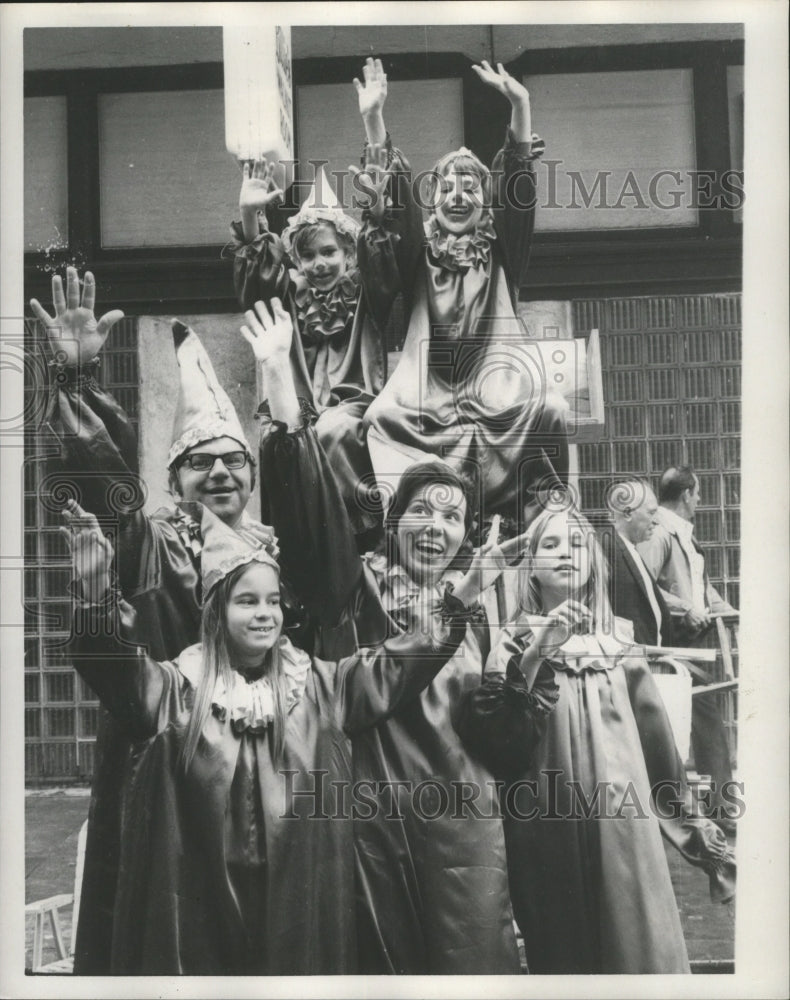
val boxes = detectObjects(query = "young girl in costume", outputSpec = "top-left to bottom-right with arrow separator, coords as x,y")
460,503 -> 697,974
228,133 -> 410,538
354,58 -> 570,529
242,295 -> 558,974
63,498 -> 473,975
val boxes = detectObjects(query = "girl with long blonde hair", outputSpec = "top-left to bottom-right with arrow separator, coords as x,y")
460,501 -> 692,974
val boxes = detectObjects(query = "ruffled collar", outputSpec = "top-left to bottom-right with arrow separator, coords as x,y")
424,213 -> 496,273
549,630 -> 629,675
292,270 -> 360,345
177,637 -> 312,734
365,555 -> 464,615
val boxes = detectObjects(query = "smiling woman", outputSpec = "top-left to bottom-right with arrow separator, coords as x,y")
249,297 -> 555,974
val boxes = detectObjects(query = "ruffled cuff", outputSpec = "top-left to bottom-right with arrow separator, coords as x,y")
68,574 -> 122,610
437,585 -> 483,626
361,130 -> 395,168
71,585 -> 126,645
504,658 -> 560,717
456,660 -> 559,777
361,218 -> 400,246
668,814 -> 736,904
504,126 -> 545,161
224,219 -> 276,260
256,396 -> 318,432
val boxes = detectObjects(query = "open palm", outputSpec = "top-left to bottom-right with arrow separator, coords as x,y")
472,60 -> 530,105
240,298 -> 294,365
354,57 -> 388,117
60,500 -> 115,602
30,268 -> 124,365
239,159 -> 285,214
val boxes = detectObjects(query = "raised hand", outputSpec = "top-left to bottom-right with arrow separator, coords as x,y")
472,61 -> 532,142
60,500 -> 115,603
472,60 -> 530,105
30,268 -> 124,366
353,57 -> 388,118
453,516 -> 510,606
349,143 -> 393,221
239,158 -> 285,241
240,298 -> 294,366
239,158 -> 285,214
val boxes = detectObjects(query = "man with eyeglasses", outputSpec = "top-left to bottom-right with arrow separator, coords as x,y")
32,268 -> 275,973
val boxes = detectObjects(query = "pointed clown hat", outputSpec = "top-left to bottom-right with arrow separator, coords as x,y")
167,320 -> 253,469
281,165 -> 360,258
179,501 -> 279,597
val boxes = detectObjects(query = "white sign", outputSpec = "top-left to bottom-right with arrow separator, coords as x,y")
223,25 -> 293,174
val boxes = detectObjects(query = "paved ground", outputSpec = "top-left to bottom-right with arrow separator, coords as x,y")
24,787 -> 735,974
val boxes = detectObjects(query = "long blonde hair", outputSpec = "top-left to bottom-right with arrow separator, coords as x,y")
515,506 -> 614,635
181,563 -> 289,771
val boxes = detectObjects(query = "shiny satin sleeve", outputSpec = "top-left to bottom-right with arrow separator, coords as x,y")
491,127 -> 544,291
457,628 -> 559,777
338,596 -> 468,734
44,359 -> 158,599
71,595 -> 186,741
227,219 -> 292,312
357,137 -> 424,330
259,419 -> 363,628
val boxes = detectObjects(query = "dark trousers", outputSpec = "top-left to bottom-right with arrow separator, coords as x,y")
690,680 -> 734,813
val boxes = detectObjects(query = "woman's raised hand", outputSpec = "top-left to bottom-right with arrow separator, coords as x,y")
30,268 -> 125,366
452,516 -> 506,606
353,57 -> 388,117
240,298 -> 294,366
349,143 -> 393,221
60,500 -> 115,603
239,158 -> 285,214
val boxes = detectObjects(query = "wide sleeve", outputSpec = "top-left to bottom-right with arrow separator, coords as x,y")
456,630 -> 559,777
45,360 -> 155,599
227,219 -> 291,311
621,652 -> 736,903
337,593 -> 468,734
70,593 -> 186,741
259,419 -> 363,628
491,127 -> 544,292
357,135 -> 425,331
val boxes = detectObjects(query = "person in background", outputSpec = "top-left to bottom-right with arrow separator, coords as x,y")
637,466 -> 738,832
606,479 -> 670,646
603,480 -> 738,877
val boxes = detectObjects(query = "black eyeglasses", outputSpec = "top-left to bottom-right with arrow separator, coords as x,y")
179,450 -> 248,472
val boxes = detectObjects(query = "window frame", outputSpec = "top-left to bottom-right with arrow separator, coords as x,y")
23,40 -> 743,312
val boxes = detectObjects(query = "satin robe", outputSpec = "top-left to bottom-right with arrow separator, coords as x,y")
260,422 -> 526,974
70,594 -> 467,974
